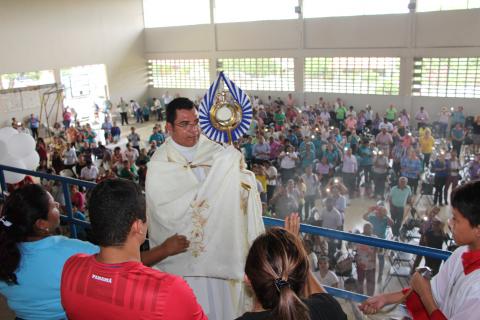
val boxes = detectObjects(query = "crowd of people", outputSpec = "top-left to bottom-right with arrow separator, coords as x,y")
0,169 -> 479,320
2,93 -> 480,319
233,96 -> 480,298
32,117 -> 166,187
10,95 -> 480,208
239,98 -> 479,213
10,96 -> 480,258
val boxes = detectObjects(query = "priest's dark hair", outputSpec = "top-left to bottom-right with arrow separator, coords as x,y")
166,97 -> 196,125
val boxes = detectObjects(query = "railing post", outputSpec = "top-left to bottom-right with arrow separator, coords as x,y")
0,166 -> 6,198
61,181 -> 77,239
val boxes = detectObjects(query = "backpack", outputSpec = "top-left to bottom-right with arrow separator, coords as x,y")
334,251 -> 353,277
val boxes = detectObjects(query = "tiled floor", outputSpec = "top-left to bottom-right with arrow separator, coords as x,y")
0,119 -> 453,319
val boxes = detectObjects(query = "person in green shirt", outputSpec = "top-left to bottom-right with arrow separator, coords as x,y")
118,159 -> 138,181
385,105 -> 397,122
241,136 -> 254,167
274,107 -> 286,131
148,126 -> 165,146
336,105 -> 347,130
387,177 -> 412,237
142,102 -> 150,122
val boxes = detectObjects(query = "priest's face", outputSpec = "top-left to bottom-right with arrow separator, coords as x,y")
167,108 -> 200,147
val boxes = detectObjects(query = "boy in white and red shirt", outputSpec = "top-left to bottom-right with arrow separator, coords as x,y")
360,180 -> 480,320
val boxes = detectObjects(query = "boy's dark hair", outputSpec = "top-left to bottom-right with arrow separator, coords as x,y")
87,179 -> 146,246
451,180 -> 480,227
166,97 -> 196,125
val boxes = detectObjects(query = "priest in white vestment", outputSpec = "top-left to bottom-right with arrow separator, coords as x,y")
146,98 -> 265,320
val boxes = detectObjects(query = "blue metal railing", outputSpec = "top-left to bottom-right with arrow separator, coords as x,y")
264,217 -> 451,261
0,165 -> 95,239
0,164 -> 452,303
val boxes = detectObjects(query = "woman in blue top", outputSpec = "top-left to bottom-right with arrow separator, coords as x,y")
0,184 -> 97,320
300,143 -> 315,169
362,202 -> 394,283
0,184 -> 188,320
450,123 -> 465,158
431,153 -> 449,206
372,113 -> 381,136
323,143 -> 340,170
357,140 -> 373,194
110,121 -> 121,143
400,148 -> 422,194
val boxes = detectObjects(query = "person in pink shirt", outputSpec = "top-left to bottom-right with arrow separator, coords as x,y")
269,136 -> 283,160
345,115 -> 357,133
286,106 -> 298,124
375,128 -> 393,155
400,109 -> 410,128
286,92 -> 295,107
70,185 -> 85,212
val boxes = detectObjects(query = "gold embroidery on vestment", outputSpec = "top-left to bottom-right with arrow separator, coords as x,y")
190,199 -> 209,257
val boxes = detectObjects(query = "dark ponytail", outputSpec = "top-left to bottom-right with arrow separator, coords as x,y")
276,283 -> 310,320
0,184 -> 50,285
245,228 -> 310,320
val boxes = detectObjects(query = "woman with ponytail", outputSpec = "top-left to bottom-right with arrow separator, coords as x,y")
236,213 -> 347,320
0,184 -> 98,319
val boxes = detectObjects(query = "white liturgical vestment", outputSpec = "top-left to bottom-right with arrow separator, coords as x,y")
146,135 -> 265,319
430,245 -> 480,319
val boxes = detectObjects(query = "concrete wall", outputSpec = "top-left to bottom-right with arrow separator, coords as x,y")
145,8 -> 480,119
2,3 -> 478,125
0,0 -> 147,126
